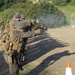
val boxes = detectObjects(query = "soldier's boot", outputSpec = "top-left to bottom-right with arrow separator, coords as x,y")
10,70 -> 19,75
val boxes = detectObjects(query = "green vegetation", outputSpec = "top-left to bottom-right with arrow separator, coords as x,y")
0,0 -> 75,27
53,0 -> 70,6
0,1 -> 58,22
57,4 -> 75,25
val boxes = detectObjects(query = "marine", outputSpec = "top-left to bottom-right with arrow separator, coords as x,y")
1,12 -> 39,75
2,12 -> 39,75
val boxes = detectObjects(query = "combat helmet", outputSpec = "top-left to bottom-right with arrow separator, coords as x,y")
13,12 -> 21,19
20,14 -> 25,19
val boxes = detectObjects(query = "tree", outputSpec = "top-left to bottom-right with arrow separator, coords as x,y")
0,0 -> 4,6
4,0 -> 9,3
53,0 -> 71,6
70,0 -> 75,5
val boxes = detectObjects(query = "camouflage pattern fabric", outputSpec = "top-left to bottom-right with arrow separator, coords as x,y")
5,21 -> 10,32
9,19 -> 31,30
1,32 -> 10,51
2,13 -> 39,75
9,29 -> 35,52
3,50 -> 19,75
9,63 -> 19,75
10,29 -> 35,39
9,19 -> 18,30
3,51 -> 11,64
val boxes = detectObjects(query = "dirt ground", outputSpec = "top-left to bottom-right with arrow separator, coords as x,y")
0,27 -> 75,75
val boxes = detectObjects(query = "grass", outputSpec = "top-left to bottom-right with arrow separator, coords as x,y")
0,1 -> 75,26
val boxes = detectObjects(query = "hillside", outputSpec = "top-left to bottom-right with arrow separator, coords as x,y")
0,0 -> 75,27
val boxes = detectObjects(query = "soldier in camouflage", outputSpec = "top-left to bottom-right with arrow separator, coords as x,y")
19,15 -> 40,62
1,12 -> 21,75
1,12 -> 38,75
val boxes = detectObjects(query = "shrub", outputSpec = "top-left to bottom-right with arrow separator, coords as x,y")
53,0 -> 71,6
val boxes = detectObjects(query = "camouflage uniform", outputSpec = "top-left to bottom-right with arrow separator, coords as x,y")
2,12 -> 36,75
18,18 -> 39,62
2,26 -> 19,75
1,12 -> 20,75
19,18 -> 40,61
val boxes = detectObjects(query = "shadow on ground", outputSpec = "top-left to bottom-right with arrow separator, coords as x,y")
0,51 -> 9,75
26,33 -> 69,63
0,33 -> 74,75
22,33 -> 75,75
26,50 -> 75,75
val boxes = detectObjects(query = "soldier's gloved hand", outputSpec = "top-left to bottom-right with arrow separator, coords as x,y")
34,29 -> 42,35
34,30 -> 38,34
